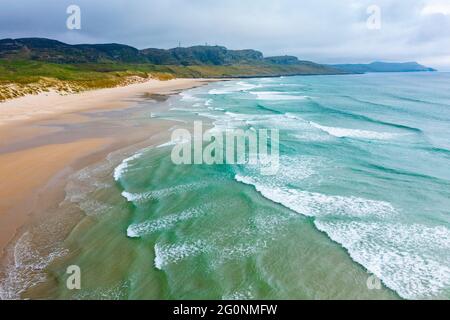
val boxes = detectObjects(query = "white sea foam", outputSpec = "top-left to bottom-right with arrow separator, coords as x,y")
156,136 -> 191,148
289,132 -> 333,142
250,91 -> 308,101
154,240 -> 212,270
0,231 -> 68,300
235,175 -> 396,219
278,83 -> 305,87
208,81 -> 261,95
65,161 -> 112,201
72,281 -> 130,300
127,205 -> 212,238
195,110 -> 311,134
238,155 -> 323,186
310,122 -> 401,140
169,107 -> 202,112
206,117 -> 248,133
113,152 -> 144,181
315,220 -> 450,299
208,89 -> 231,95
143,76 -> 447,300
234,172 -> 450,299
122,182 -> 206,203
180,91 -> 203,102
236,81 -> 261,90
151,205 -> 296,270
222,289 -> 254,300
76,199 -> 114,217
153,219 -> 291,270
284,112 -> 302,120
217,240 -> 267,263
207,214 -> 296,267
245,113 -> 310,131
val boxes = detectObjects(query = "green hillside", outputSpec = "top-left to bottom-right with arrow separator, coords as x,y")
0,37 -> 347,101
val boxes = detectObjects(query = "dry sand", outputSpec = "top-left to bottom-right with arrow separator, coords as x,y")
0,79 -> 209,125
0,78 -> 216,257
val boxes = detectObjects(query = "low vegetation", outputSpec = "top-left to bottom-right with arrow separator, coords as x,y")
0,59 -> 345,101
0,60 -> 177,101
0,38 -> 346,101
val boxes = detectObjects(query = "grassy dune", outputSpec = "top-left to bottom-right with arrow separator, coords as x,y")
0,60 -> 173,101
0,59 -> 340,101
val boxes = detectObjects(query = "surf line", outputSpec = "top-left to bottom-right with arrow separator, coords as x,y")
169,121 -> 280,175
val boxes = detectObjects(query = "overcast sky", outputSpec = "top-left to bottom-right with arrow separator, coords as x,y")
1,0 -> 450,69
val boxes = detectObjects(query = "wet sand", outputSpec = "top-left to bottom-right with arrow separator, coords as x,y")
0,79 -> 211,126
0,78 -> 215,258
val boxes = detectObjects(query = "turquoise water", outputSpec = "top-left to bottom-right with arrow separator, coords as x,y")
116,73 -> 450,299
3,73 -> 449,300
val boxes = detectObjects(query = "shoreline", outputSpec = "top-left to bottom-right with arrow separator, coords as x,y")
2,73 -> 441,300
0,78 -> 219,260
0,78 -> 217,126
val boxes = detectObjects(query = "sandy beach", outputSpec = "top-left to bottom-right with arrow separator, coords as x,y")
0,78 -> 215,259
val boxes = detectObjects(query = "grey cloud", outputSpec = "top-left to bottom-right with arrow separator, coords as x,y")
0,0 -> 449,69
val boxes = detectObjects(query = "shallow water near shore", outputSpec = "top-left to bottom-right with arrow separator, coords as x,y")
2,73 -> 450,300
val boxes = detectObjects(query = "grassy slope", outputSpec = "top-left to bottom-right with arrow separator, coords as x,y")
0,60 -> 164,100
0,60 -> 341,101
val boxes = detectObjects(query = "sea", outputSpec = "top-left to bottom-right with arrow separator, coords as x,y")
1,72 -> 449,300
